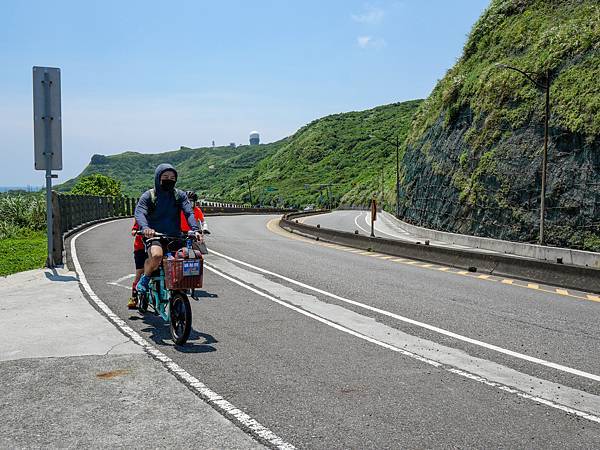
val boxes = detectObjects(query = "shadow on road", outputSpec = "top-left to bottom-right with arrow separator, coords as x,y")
129,313 -> 218,353
45,269 -> 78,282
192,290 -> 219,299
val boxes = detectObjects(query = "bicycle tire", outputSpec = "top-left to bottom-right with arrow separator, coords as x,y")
138,292 -> 148,313
170,292 -> 192,345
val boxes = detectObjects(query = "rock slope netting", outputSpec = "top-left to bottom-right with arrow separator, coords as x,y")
399,0 -> 599,251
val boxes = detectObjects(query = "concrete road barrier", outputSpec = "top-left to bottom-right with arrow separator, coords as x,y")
280,212 -> 600,294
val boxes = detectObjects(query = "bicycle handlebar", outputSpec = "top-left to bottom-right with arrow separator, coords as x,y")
136,231 -> 202,241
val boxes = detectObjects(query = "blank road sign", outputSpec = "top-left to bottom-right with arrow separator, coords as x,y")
33,66 -> 62,171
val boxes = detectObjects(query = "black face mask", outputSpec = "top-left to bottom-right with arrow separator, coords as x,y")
160,179 -> 176,191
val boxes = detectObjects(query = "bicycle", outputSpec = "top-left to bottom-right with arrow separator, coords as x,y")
136,231 -> 204,345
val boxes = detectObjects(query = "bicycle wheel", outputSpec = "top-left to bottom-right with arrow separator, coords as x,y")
138,292 -> 148,313
170,292 -> 192,345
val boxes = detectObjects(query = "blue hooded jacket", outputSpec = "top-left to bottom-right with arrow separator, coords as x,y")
134,163 -> 198,236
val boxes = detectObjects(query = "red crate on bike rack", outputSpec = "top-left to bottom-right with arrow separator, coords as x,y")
164,257 -> 204,289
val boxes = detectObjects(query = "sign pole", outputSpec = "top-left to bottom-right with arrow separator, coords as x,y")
33,66 -> 62,267
42,72 -> 54,267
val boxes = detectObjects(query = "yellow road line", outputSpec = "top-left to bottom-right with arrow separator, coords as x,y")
477,275 -> 491,280
502,279 -> 514,285
556,289 -> 569,296
457,271 -> 470,275
587,295 -> 600,302
527,283 -> 540,290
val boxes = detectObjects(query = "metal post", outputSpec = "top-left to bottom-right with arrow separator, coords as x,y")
395,137 -> 400,218
381,165 -> 384,207
43,72 -> 54,267
540,69 -> 550,246
246,178 -> 254,206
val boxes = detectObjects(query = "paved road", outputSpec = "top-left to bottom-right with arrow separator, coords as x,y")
72,215 -> 600,448
302,209 -> 498,253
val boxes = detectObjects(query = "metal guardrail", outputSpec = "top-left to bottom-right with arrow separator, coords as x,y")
279,211 -> 600,294
52,192 -> 294,264
51,192 -> 138,264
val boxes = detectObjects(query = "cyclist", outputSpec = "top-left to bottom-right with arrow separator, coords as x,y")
180,191 -> 207,233
134,164 -> 202,294
127,220 -> 146,309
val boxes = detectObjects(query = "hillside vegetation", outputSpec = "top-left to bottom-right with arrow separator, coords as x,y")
400,0 -> 599,250
58,100 -> 422,207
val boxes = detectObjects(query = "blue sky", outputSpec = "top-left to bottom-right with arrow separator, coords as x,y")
0,0 -> 489,186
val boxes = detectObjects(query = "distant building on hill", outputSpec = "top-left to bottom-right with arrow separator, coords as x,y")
249,131 -> 260,145
229,142 -> 236,148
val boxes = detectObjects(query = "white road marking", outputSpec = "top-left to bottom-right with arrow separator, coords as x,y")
204,257 -> 600,424
70,221 -> 295,450
209,249 -> 600,383
354,212 -> 371,235
107,273 -> 136,290
108,273 -> 136,284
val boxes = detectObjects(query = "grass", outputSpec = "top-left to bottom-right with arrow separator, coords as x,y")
0,193 -> 48,276
0,231 -> 47,277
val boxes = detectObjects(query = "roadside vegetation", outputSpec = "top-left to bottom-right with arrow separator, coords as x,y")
0,193 -> 47,276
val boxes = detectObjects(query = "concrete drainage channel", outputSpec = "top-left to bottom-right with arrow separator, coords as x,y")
279,211 -> 600,295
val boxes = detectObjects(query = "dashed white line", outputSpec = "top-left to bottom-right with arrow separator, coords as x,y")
209,248 -> 600,383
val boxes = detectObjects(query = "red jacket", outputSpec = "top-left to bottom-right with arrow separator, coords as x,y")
180,207 -> 205,232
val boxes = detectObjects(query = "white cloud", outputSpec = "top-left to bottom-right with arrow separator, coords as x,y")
357,35 -> 386,49
357,36 -> 372,48
351,5 -> 385,24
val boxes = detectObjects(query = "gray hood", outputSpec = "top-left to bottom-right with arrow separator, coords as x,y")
154,163 -> 178,192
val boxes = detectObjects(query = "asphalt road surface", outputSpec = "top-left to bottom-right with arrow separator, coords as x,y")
72,214 -> 600,449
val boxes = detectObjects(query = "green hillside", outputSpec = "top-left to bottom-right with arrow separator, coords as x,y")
399,0 -> 600,250
59,100 -> 422,207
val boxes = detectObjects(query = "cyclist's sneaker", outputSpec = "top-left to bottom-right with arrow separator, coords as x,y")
136,274 -> 151,294
127,296 -> 138,309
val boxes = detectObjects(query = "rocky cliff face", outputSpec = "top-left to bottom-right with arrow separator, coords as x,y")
399,0 -> 600,251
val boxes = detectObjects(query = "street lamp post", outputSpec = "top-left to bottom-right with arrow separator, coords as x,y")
370,133 -> 401,218
496,64 -> 551,245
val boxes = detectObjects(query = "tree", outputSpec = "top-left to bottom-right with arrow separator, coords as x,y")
71,174 -> 122,197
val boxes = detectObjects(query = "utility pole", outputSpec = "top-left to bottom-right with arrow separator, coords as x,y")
496,64 -> 551,245
395,135 -> 400,218
381,165 -> 384,207
370,133 -> 401,217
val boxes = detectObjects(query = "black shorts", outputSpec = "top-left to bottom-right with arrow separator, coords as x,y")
133,249 -> 147,270
144,238 -> 185,256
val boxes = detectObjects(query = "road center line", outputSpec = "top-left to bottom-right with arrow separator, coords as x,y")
204,257 -> 600,423
208,248 -> 600,383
